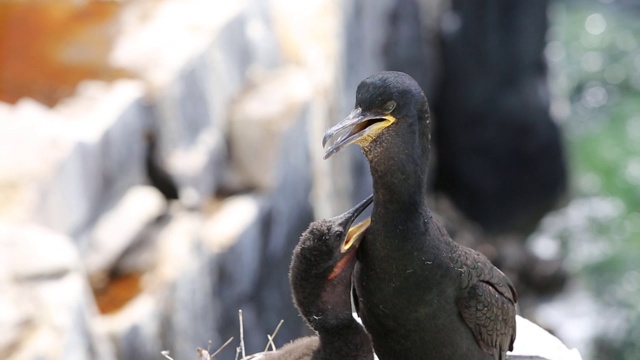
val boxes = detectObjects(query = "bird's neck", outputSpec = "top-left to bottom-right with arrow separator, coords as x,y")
318,323 -> 373,359
367,148 -> 429,216
364,141 -> 433,260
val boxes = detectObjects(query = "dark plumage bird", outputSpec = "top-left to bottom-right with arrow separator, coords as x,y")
323,71 -> 517,359
261,195 -> 375,360
433,0 -> 567,235
144,132 -> 179,202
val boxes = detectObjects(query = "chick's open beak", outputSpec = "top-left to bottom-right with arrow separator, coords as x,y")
335,194 -> 373,253
327,195 -> 373,281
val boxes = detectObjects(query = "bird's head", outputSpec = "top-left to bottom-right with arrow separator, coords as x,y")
322,71 -> 430,161
290,195 -> 372,330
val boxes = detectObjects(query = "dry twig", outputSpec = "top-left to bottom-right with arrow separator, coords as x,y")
264,319 -> 284,352
210,337 -> 234,359
239,310 -> 246,359
161,350 -> 175,360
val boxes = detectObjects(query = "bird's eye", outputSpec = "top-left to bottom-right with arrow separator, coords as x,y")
382,101 -> 396,113
333,229 -> 344,239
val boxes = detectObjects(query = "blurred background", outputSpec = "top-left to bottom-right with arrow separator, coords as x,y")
0,0 -> 638,359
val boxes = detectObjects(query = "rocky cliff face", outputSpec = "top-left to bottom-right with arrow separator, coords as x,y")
1,0 -> 437,359
1,0 -> 567,359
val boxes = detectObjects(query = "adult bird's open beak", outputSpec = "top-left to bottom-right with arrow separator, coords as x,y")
336,194 -> 373,253
322,108 -> 396,159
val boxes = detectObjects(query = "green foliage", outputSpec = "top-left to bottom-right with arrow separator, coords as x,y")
549,2 -> 640,359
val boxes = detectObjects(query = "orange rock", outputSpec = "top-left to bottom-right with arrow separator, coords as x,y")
0,1 -> 131,106
92,271 -> 143,314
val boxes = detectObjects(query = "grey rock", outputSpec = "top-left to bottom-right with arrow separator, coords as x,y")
82,185 -> 165,275
226,67 -> 313,191
0,80 -> 149,237
212,107 -> 315,359
97,213 -> 218,360
0,223 -> 115,360
202,195 -> 264,302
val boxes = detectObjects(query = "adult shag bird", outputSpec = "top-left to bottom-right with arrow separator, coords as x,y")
262,195 -> 375,360
433,0 -> 567,235
323,71 -> 517,360
144,131 -> 179,202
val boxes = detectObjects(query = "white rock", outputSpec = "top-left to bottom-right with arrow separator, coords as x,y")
110,0 -> 246,91
227,66 -> 313,190
0,222 -> 78,279
0,99 -> 74,225
509,315 -> 583,360
200,195 -> 261,253
82,185 -> 166,274
0,80 -> 148,236
0,222 -> 115,360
